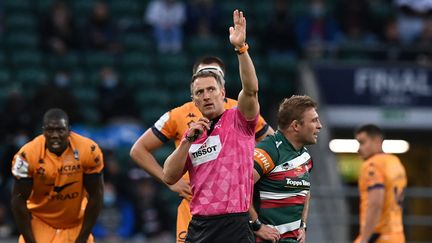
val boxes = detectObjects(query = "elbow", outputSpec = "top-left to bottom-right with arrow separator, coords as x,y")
129,143 -> 144,162
162,169 -> 179,185
129,145 -> 137,160
244,88 -> 259,97
162,174 -> 177,185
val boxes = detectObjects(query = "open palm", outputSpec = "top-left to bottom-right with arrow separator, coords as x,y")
229,10 -> 246,48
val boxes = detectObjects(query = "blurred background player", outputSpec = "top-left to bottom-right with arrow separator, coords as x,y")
354,124 -> 407,243
251,95 -> 322,243
10,108 -> 104,243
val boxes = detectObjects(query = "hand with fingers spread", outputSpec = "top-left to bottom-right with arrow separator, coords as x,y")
229,9 -> 246,49
255,224 -> 281,243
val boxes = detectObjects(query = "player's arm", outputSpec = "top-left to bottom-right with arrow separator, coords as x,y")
359,187 -> 385,243
163,139 -> 191,185
163,119 -> 209,185
11,178 -> 36,243
130,128 -> 165,182
130,128 -> 192,199
229,10 -> 259,120
297,192 -> 310,243
75,173 -> 104,243
256,125 -> 274,142
249,169 -> 280,243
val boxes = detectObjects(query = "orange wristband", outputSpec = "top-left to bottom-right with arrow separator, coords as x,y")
235,43 -> 249,55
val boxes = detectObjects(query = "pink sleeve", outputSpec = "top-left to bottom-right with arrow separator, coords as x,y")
234,108 -> 258,136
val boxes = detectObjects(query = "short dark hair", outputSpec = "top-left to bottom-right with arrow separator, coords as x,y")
277,95 -> 317,130
192,56 -> 225,75
43,108 -> 69,125
354,124 -> 384,140
190,70 -> 224,94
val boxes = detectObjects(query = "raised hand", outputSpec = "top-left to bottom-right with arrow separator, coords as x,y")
229,9 -> 246,49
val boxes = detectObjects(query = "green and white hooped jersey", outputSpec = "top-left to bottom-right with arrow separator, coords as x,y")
253,131 -> 313,241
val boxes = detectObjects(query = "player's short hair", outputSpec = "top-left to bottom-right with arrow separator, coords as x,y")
43,108 -> 69,125
192,56 -> 226,76
277,95 -> 317,130
354,124 -> 384,140
190,70 -> 224,95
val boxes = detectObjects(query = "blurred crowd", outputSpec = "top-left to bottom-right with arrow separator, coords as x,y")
1,0 -> 432,241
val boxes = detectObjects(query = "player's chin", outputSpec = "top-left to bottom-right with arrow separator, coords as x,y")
308,137 -> 318,145
202,109 -> 215,118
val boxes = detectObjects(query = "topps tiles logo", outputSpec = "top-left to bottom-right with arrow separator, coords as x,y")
285,178 -> 310,188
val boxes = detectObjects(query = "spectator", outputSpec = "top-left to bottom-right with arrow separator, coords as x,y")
335,0 -> 376,43
185,0 -> 220,36
92,181 -> 136,241
415,18 -> 432,66
0,1 -> 4,35
0,203 -> 12,239
0,90 -> 33,140
295,0 -> 341,58
263,0 -> 299,58
82,0 -> 122,53
39,1 -> 81,55
0,130 -> 30,239
392,0 -> 432,45
145,0 -> 186,53
417,18 -> 432,45
97,67 -> 137,122
31,70 -> 81,127
133,178 -> 174,242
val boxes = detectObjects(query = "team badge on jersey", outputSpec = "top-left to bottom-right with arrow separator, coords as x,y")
12,155 -> 30,178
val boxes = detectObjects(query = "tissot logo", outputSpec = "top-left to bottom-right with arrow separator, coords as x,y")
191,145 -> 217,158
189,135 -> 221,167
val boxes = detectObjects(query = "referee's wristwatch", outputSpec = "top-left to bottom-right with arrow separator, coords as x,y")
249,218 -> 262,232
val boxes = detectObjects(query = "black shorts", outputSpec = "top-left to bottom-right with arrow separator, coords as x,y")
185,212 -> 254,243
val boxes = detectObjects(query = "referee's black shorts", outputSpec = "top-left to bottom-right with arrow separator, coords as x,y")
185,212 -> 254,243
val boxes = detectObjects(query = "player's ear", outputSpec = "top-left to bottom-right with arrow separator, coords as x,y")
291,120 -> 300,132
220,87 -> 226,98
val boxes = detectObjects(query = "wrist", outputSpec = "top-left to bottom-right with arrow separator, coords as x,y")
234,43 -> 249,55
184,130 -> 199,143
300,220 -> 307,231
249,218 -> 262,231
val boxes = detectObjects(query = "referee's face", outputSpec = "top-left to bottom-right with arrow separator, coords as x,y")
43,118 -> 70,156
192,76 -> 225,119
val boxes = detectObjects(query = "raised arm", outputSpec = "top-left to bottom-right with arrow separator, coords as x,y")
229,10 -> 259,120
11,178 -> 36,243
130,128 -> 192,200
